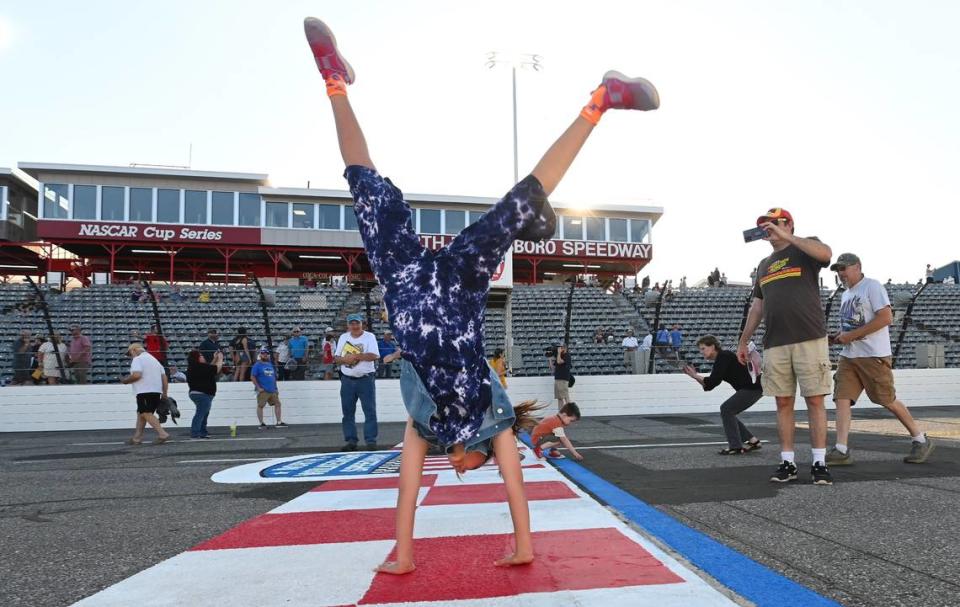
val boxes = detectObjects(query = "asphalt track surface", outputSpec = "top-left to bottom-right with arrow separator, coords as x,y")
2,406 -> 959,607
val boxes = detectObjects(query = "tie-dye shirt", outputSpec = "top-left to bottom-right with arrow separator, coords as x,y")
345,165 -> 547,446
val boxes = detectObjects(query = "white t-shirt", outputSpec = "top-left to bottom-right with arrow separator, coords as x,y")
622,337 -> 639,349
839,276 -> 892,358
640,335 -> 653,351
130,352 -> 166,395
335,331 -> 380,377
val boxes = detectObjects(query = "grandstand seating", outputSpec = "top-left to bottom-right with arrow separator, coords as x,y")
1,280 -> 957,384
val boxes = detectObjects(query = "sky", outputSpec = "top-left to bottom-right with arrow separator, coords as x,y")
1,1 -> 959,284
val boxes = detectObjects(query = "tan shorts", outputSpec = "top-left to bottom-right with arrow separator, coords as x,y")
554,379 -> 570,400
761,337 -> 832,398
834,356 -> 896,405
257,391 -> 281,407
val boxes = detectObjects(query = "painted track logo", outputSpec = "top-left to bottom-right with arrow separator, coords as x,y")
260,452 -> 401,479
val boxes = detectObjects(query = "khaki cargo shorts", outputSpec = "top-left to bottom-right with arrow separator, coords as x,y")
257,391 -> 281,407
834,356 -> 896,405
554,379 -> 570,400
761,337 -> 832,398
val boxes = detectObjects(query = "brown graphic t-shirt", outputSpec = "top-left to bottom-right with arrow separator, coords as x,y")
752,237 -> 828,348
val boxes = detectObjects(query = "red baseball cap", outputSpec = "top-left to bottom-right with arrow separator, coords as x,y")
756,207 -> 794,226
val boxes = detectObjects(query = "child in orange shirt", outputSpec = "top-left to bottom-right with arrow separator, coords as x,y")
531,403 -> 583,460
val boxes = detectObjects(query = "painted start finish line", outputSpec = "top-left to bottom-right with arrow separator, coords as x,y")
73,443 -> 838,606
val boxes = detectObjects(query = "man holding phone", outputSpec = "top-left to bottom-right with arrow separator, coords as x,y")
738,208 -> 835,485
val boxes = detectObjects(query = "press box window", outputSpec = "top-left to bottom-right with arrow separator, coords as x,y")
265,201 -> 289,227
72,185 -> 97,220
211,191 -> 235,225
419,209 -> 441,234
184,190 -> 207,225
101,186 -> 125,221
157,189 -> 180,223
43,184 -> 70,219
318,204 -> 340,229
129,188 -> 153,222
238,193 -> 260,226
293,203 -> 316,229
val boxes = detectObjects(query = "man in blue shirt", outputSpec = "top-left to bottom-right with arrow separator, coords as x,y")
376,330 -> 398,379
670,324 -> 684,359
251,347 -> 286,429
287,327 -> 310,380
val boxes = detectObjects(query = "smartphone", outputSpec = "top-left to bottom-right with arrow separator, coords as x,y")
743,226 -> 767,243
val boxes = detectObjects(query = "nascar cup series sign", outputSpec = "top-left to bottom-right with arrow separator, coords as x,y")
37,220 -> 262,245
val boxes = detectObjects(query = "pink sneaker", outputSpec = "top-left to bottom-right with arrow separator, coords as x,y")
533,445 -> 545,459
600,70 -> 659,111
546,448 -> 565,459
303,17 -> 355,83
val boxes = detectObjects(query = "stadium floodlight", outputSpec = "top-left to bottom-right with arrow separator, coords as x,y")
0,264 -> 37,269
562,263 -> 601,269
130,249 -> 167,254
114,270 -> 153,274
208,272 -> 247,277
300,255 -> 342,260
486,51 -> 543,184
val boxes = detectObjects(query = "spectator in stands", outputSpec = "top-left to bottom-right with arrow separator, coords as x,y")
885,278 -> 893,287
594,326 -> 605,344
38,333 -> 68,385
641,330 -> 653,352
199,328 -> 220,363
169,285 -> 185,303
252,347 -> 287,429
198,289 -> 211,303
945,275 -> 956,285
750,267 -> 758,284
275,334 -> 290,381
737,207 -> 834,485
320,328 -> 336,380
531,402 -> 583,460
144,325 -> 169,373
230,327 -> 253,382
683,335 -> 763,454
168,365 -> 187,383
67,325 -> 92,385
120,343 -> 170,445
827,253 -> 933,465
679,276 -> 688,291
641,275 -> 651,291
288,327 -> 310,380
925,264 -> 934,283
29,335 -> 42,384
653,282 -> 661,292
670,324 -> 684,360
489,348 -> 509,387
622,329 -> 639,371
187,349 -> 223,438
377,330 -> 398,379
632,283 -> 641,294
335,313 -> 380,450
550,343 -> 573,409
655,326 -> 671,357
11,329 -> 32,386
130,287 -> 143,303
720,272 -> 728,287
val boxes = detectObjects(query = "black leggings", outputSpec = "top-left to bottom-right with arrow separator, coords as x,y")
720,389 -> 763,449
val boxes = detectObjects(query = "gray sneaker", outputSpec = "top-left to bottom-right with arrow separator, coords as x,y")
904,435 -> 934,464
825,447 -> 853,466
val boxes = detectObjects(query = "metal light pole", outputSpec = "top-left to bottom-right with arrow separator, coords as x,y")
486,52 -> 543,184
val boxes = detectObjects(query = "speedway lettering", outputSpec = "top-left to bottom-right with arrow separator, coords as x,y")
417,234 -> 650,260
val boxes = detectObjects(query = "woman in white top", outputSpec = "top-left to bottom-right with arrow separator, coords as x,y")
38,334 -> 68,384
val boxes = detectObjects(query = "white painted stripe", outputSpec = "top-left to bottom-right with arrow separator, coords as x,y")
574,440 -> 768,451
71,437 -> 288,446
177,458 -> 273,464
270,487 -> 432,514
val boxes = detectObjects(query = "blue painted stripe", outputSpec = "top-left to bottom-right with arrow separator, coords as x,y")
520,435 -> 840,607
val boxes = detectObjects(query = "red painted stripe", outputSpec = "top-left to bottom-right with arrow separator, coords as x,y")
359,528 -> 683,604
311,474 -> 438,492
420,481 -> 577,506
190,509 -> 396,550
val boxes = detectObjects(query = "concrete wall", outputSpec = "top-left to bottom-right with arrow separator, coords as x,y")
2,369 -> 959,433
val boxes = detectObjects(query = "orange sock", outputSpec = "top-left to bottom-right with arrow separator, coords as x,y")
325,74 -> 347,97
579,85 -> 608,125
